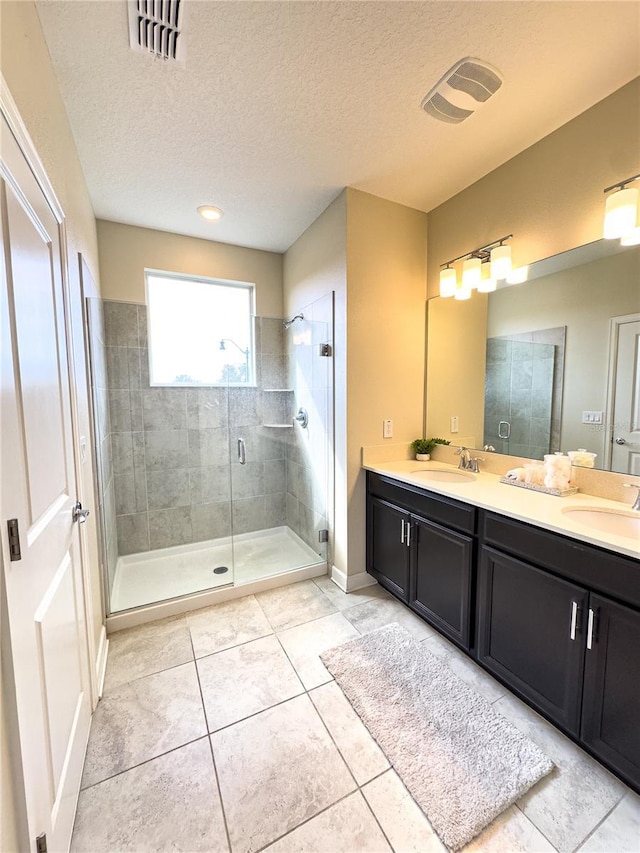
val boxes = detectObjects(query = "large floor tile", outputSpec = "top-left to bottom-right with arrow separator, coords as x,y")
72,739 -> 227,852
261,792 -> 391,852
197,634 -> 303,731
423,632 -> 507,704
312,576 -> 391,612
82,662 -> 206,787
578,790 -> 640,852
309,681 -> 389,785
255,579 -> 337,631
362,769 -> 446,853
103,614 -> 193,693
463,805 -> 555,852
277,612 -> 360,689
343,596 -> 437,641
187,594 -> 272,657
211,694 -> 356,853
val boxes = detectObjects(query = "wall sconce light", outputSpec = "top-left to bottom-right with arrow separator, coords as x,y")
603,174 -> 639,241
439,265 -> 457,298
439,234 -> 523,299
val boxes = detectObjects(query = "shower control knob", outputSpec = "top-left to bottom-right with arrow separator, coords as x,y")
295,408 -> 309,429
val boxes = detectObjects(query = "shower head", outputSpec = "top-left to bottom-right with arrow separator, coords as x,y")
283,313 -> 304,329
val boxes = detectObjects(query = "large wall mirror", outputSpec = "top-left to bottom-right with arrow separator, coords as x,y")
426,241 -> 640,475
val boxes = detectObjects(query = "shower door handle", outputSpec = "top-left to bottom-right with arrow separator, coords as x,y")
237,438 -> 246,465
498,421 -> 511,440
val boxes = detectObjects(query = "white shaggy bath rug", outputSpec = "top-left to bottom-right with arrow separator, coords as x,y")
321,623 -> 553,851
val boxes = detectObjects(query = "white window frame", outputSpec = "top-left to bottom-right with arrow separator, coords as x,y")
144,269 -> 256,387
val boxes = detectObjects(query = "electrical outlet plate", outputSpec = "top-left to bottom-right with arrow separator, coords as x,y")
450,415 -> 459,433
383,419 -> 393,439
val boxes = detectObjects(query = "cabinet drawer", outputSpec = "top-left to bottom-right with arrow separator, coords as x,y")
368,472 -> 476,534
482,512 -> 640,608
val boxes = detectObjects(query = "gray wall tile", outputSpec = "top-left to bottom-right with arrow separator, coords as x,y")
264,459 -> 286,494
189,428 -> 229,467
264,493 -> 286,528
145,430 -> 189,471
186,389 -> 228,429
104,301 -> 140,347
142,389 -> 187,430
146,470 -> 191,510
189,466 -> 231,505
117,512 -> 150,555
231,461 -> 265,499
148,507 -> 192,550
232,497 -> 265,534
191,502 -> 232,542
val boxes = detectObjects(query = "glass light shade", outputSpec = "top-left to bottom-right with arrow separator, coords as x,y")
490,244 -> 511,279
603,187 -> 638,239
439,267 -> 457,298
506,265 -> 528,285
477,274 -> 497,293
462,256 -> 482,290
454,280 -> 471,300
621,226 -> 640,246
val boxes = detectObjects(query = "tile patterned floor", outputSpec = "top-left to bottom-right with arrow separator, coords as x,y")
72,578 -> 640,853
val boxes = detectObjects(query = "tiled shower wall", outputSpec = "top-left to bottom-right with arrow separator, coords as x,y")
103,302 -> 294,555
86,299 -> 118,591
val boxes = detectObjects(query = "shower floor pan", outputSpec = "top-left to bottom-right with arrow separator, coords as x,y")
110,525 -> 323,613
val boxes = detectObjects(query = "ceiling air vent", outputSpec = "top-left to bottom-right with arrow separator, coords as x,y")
128,0 -> 185,62
421,58 -> 503,124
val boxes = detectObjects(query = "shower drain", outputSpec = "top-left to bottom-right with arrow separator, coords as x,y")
213,566 -> 229,575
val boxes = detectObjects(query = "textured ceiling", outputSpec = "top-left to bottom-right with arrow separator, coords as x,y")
37,1 -> 640,253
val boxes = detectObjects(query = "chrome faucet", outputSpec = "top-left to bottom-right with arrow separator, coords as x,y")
469,456 -> 484,474
623,484 -> 640,511
455,447 -> 471,470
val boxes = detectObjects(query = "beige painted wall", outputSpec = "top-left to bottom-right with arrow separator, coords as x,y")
97,220 -> 283,316
426,78 -> 640,450
1,4 -> 103,846
488,247 -> 640,463
283,193 -> 347,573
346,190 -> 428,577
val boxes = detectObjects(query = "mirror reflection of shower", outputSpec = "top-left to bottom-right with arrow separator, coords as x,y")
219,337 -> 250,383
283,313 -> 304,329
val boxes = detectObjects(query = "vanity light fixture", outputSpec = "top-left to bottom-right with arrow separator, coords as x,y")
603,174 -> 639,240
439,234 -> 518,298
197,205 -> 224,222
439,265 -> 457,298
621,227 -> 640,246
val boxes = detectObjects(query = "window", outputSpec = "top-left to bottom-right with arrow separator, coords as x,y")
145,271 -> 255,386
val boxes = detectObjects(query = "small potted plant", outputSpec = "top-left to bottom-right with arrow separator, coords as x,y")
410,437 -> 451,461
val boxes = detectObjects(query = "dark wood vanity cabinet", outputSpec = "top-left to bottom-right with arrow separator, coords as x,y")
478,511 -> 640,791
366,473 -> 475,649
365,475 -> 640,792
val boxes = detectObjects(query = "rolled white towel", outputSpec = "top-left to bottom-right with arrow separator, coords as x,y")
506,467 -> 526,482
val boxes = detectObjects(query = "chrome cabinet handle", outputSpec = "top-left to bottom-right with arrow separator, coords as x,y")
406,522 -> 411,548
72,501 -> 90,524
586,608 -> 595,650
400,519 -> 405,544
237,438 -> 246,465
569,601 -> 578,640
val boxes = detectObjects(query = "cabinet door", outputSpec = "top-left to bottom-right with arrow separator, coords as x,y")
367,496 -> 410,601
410,516 -> 473,649
581,595 -> 640,790
477,546 -> 588,736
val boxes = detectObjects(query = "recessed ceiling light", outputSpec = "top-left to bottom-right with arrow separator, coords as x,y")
197,205 -> 223,222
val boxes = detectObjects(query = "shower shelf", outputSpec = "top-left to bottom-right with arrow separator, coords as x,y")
262,423 -> 294,428
263,388 -> 293,393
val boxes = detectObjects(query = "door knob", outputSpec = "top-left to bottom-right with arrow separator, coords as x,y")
72,501 -> 90,523
615,437 -> 626,445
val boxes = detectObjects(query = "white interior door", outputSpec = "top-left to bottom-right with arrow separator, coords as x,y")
610,317 -> 640,475
1,115 -> 91,851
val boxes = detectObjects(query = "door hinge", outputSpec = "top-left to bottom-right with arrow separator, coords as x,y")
319,343 -> 332,357
36,834 -> 47,853
318,529 -> 329,543
7,518 -> 21,561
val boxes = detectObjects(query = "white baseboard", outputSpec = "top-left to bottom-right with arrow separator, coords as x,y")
330,565 -> 377,593
95,626 -> 109,699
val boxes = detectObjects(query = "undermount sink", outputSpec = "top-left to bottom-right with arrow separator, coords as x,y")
409,468 -> 477,484
561,506 -> 640,540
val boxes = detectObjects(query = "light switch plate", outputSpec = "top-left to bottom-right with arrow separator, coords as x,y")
450,415 -> 459,433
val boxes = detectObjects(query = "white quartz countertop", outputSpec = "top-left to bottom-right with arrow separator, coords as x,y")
364,460 -> 640,560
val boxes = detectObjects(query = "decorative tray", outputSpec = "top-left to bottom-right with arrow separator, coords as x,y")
499,477 -> 579,498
